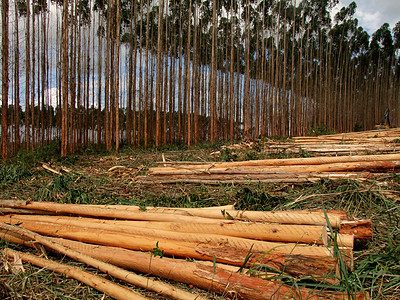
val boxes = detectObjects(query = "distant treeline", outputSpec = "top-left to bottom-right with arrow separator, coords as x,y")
1,0 -> 399,157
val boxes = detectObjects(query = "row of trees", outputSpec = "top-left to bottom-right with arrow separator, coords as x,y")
1,0 -> 400,158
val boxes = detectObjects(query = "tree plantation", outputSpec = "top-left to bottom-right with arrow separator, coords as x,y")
1,0 -> 400,158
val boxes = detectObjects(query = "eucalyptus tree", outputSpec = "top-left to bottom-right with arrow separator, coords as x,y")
22,0 -> 32,150
61,0 -> 69,156
369,23 -> 394,127
143,0 -> 150,148
155,0 -> 164,147
393,22 -> 400,127
13,0 -> 22,150
210,0 -> 217,142
1,0 -> 9,158
229,0 -> 238,140
126,0 -> 135,145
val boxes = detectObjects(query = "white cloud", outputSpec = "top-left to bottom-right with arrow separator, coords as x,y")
338,0 -> 400,34
339,0 -> 400,35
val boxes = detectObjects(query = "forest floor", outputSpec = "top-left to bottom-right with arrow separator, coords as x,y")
0,138 -> 399,299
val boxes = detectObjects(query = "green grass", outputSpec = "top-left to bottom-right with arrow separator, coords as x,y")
34,173 -> 95,204
0,162 -> 31,189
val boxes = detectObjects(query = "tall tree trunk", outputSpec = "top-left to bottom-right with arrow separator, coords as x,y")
127,1 -> 134,145
104,0 -> 111,150
177,4 -> 183,141
210,0 -> 217,143
138,0 -> 143,146
132,0 -> 138,146
193,3 -> 199,145
186,0 -> 192,148
31,11 -> 36,149
76,13 -> 82,149
40,10 -> 46,146
69,1 -> 77,153
163,1 -> 169,145
61,0 -> 69,156
144,0 -> 150,149
1,0 -> 9,159
97,13 -> 103,149
25,0 -> 31,151
229,0 -> 235,140
115,0 -> 121,152
289,1 -> 296,136
155,0 -> 164,148
14,0 -> 20,151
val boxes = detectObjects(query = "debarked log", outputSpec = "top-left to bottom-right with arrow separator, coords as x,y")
53,239 -> 366,300
0,214 -> 330,245
0,223 -> 207,300
0,219 -> 337,279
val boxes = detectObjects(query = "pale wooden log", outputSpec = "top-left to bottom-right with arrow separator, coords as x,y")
293,128 -> 400,142
0,214 -> 328,245
0,223 -> 207,300
81,204 -> 235,214
136,172 -> 370,184
4,205 -> 349,220
0,200 -> 27,207
0,217 -> 332,257
0,219 -> 337,279
149,160 -> 400,175
322,230 -> 354,248
160,208 -> 344,227
148,153 -> 400,172
0,201 -> 344,227
0,230 -> 39,249
0,201 -> 235,224
3,248 -> 149,300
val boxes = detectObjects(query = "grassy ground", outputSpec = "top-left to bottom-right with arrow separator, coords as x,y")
0,140 -> 399,299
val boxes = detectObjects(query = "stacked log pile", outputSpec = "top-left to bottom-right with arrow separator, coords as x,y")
292,128 -> 400,144
138,153 -> 400,184
210,129 -> 400,157
266,128 -> 400,156
0,201 -> 371,299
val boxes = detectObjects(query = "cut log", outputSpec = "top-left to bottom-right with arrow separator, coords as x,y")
0,219 -> 337,279
3,248 -> 149,300
148,160 -> 400,175
8,238 -> 364,300
0,223 -> 207,300
0,231 -> 367,299
0,217 -> 333,257
148,153 -> 400,171
339,220 -> 373,240
0,201 -> 235,224
0,214 -> 328,245
136,172 -> 370,184
0,201 -> 344,227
